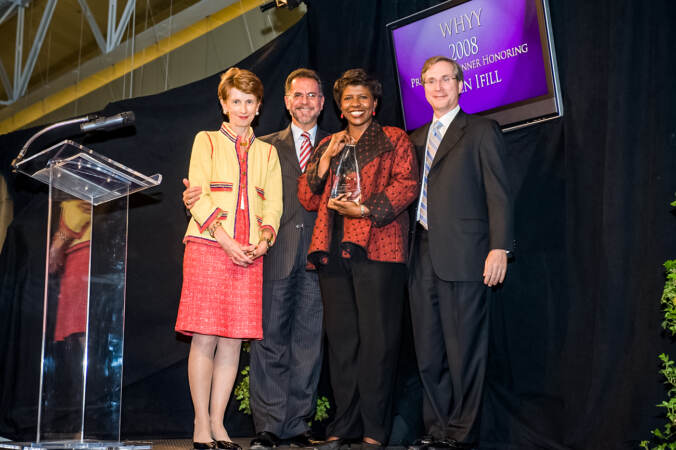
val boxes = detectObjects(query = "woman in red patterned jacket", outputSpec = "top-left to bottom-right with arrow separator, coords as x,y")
298,68 -> 419,449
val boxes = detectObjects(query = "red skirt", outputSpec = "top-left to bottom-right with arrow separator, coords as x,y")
175,240 -> 263,339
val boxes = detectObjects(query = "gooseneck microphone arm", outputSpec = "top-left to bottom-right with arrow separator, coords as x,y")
10,114 -> 98,170
11,111 -> 136,171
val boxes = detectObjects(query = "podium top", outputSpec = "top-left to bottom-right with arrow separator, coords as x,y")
15,140 -> 162,206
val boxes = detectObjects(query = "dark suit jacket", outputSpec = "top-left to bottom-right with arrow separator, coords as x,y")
259,124 -> 330,280
409,110 -> 514,282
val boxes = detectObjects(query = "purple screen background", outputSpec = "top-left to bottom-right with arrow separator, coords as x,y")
392,0 -> 549,130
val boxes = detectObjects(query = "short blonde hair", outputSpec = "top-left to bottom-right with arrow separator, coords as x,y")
218,67 -> 264,102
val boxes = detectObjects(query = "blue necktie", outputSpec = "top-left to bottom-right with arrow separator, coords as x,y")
417,121 -> 443,229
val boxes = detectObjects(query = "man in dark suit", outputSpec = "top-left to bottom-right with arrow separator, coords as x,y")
408,56 -> 514,450
183,68 -> 329,449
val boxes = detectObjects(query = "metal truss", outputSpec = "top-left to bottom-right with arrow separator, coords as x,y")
0,0 -> 57,105
0,0 -> 136,106
78,0 -> 136,54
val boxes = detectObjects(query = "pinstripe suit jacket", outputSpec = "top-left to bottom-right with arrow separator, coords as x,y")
259,124 -> 330,280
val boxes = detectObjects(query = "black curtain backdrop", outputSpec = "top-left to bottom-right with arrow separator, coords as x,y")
1,1 -> 675,449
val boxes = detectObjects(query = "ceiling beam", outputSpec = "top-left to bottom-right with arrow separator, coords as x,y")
16,0 -> 57,97
77,0 -> 107,53
11,5 -> 23,99
0,0 -> 261,133
0,0 -> 58,104
78,0 -> 137,54
110,0 -> 135,51
0,59 -> 11,95
0,2 -> 18,26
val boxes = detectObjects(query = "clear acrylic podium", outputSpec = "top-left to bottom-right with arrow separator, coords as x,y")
8,140 -> 162,450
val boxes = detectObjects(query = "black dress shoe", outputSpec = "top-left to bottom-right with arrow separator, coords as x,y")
288,432 -> 319,448
408,438 -> 460,450
193,442 -> 216,450
433,440 -> 477,450
250,431 -> 281,450
428,441 -> 456,449
216,441 -> 242,450
408,436 -> 434,450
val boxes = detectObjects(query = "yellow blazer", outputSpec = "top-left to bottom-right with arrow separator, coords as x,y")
184,124 -> 283,246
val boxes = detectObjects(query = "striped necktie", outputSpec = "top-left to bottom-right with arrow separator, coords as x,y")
299,131 -> 312,172
417,121 -> 443,229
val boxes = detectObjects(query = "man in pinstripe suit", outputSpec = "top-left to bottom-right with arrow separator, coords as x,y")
184,68 -> 329,449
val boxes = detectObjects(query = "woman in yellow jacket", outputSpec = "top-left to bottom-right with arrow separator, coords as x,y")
175,68 -> 282,450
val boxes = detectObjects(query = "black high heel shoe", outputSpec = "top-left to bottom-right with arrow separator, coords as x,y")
215,441 -> 242,450
193,442 -> 216,450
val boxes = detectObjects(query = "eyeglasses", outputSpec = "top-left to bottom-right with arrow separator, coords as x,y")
423,75 -> 457,86
286,92 -> 322,100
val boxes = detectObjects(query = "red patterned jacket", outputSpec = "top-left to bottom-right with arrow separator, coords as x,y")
298,121 -> 419,266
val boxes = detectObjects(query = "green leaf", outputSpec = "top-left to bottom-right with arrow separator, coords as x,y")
233,365 -> 251,415
314,396 -> 331,422
645,251 -> 676,448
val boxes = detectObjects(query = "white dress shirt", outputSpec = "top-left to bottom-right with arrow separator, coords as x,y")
290,122 -> 318,160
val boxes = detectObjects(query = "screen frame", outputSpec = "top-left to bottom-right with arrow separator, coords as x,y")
386,0 -> 564,132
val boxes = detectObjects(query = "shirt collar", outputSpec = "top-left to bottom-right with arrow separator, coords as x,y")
431,105 -> 460,138
291,122 -> 318,148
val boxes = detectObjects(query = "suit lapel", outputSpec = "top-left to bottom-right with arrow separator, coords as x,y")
276,125 -> 302,175
413,123 -> 431,169
430,110 -> 466,170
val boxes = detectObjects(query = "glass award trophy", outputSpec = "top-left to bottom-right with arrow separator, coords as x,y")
330,144 -> 361,203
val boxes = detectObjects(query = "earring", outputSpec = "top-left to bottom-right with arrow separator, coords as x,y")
256,111 -> 260,116
372,111 -> 376,116
340,113 -> 344,119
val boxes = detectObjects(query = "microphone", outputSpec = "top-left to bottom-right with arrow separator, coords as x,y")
80,111 -> 135,133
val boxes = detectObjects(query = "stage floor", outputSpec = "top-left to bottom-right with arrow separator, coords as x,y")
151,439 -> 408,450
0,438 -> 410,450
153,439 -> 251,450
